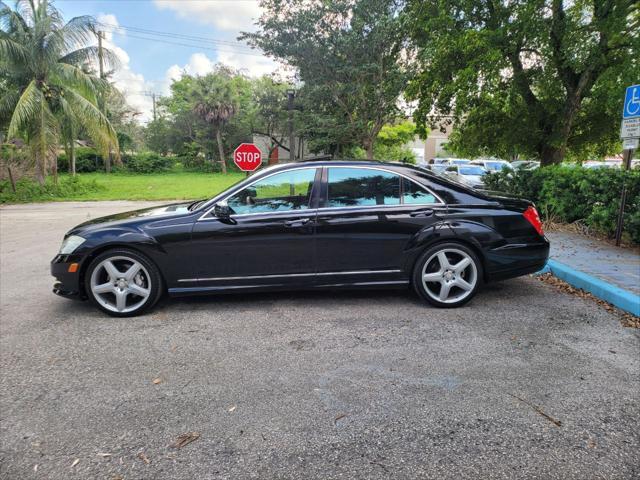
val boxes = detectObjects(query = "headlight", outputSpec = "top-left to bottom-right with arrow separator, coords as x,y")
59,235 -> 86,255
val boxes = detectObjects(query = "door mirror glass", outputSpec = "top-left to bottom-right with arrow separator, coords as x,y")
214,201 -> 231,219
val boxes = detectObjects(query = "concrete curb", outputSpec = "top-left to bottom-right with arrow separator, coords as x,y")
538,259 -> 640,317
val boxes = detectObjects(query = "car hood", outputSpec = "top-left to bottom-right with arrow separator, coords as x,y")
67,201 -> 194,236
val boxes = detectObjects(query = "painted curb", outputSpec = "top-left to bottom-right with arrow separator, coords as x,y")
537,259 -> 640,317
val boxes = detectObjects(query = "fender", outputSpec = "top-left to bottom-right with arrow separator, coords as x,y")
402,219 -> 506,277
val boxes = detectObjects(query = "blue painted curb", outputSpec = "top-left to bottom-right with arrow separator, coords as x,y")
537,259 -> 640,317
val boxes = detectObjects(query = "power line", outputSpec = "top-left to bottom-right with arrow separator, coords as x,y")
96,21 -> 254,50
110,32 -> 266,57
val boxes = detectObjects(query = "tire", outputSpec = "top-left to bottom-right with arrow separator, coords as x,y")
412,242 -> 483,308
84,248 -> 163,317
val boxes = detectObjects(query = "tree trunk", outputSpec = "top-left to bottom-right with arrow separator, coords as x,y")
364,138 -> 374,160
215,127 -> 227,174
52,152 -> 58,185
7,166 -> 16,193
539,144 -> 565,167
35,153 -> 45,186
70,140 -> 76,176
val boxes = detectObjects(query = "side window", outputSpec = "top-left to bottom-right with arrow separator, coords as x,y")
327,168 -> 400,207
227,168 -> 316,215
402,178 -> 437,204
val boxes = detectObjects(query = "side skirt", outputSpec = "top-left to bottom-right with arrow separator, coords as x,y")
167,280 -> 410,297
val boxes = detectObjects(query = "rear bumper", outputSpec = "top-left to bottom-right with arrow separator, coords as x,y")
51,254 -> 86,300
485,238 -> 550,282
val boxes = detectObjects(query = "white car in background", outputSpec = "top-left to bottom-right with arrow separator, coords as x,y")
511,160 -> 540,170
443,164 -> 487,189
470,159 -> 512,172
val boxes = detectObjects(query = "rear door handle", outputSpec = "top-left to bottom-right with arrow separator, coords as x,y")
410,208 -> 435,218
284,218 -> 312,228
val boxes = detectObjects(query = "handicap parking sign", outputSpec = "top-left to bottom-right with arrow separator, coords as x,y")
623,85 -> 640,119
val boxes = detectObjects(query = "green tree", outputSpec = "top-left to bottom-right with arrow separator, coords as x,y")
244,0 -> 410,159
190,69 -> 241,174
0,0 -> 119,183
405,0 -> 639,166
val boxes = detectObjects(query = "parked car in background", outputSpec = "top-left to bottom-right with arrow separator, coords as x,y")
443,164 -> 487,189
511,160 -> 540,170
427,158 -> 470,173
583,161 -> 620,169
470,159 -> 512,172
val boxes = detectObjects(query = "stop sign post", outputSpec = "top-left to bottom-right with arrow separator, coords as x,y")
233,143 -> 263,172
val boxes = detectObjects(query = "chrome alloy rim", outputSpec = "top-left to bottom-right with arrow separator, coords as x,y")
90,256 -> 151,313
421,248 -> 477,304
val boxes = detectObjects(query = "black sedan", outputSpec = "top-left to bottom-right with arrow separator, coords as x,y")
51,161 -> 549,316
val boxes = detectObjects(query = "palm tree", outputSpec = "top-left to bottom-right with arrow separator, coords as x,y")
0,0 -> 119,183
191,71 -> 240,174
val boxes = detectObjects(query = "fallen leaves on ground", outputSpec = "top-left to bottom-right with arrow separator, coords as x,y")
71,458 -> 79,467
137,452 -> 151,464
153,378 -> 162,385
228,405 -> 237,413
169,432 -> 200,449
536,273 -> 639,328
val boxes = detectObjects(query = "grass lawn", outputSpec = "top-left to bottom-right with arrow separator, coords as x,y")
74,171 -> 246,201
1,170 -> 247,203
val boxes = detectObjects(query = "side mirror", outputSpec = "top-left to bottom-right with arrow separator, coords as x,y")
213,201 -> 230,219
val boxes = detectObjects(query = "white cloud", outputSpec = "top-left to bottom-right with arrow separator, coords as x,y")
162,51 -> 281,94
95,14 -> 155,122
154,0 -> 262,32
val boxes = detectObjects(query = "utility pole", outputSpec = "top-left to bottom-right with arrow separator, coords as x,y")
152,93 -> 157,122
287,89 -> 296,162
96,30 -> 111,173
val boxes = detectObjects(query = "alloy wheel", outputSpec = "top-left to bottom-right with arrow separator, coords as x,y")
421,248 -> 478,304
89,256 -> 151,313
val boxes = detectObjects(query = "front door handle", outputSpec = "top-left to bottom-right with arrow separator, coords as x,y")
410,208 -> 435,218
284,218 -> 312,228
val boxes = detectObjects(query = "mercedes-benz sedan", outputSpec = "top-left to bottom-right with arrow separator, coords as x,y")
51,161 -> 549,316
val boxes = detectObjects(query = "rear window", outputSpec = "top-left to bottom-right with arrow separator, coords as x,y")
327,168 -> 400,207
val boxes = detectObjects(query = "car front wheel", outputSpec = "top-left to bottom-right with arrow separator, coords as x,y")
413,242 -> 482,308
85,249 -> 163,317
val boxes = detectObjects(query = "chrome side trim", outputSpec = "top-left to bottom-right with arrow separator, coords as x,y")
177,269 -> 402,283
197,164 -> 445,222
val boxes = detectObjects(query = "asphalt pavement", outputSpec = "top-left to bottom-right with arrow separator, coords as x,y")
1,201 -> 639,480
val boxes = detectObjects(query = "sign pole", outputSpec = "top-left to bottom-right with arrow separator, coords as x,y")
614,148 -> 634,246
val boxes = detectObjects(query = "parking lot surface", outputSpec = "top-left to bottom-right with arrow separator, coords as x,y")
1,202 -> 639,479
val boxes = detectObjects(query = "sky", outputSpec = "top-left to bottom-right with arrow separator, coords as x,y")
54,0 -> 280,121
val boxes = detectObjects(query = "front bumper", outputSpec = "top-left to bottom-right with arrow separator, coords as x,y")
51,253 -> 87,300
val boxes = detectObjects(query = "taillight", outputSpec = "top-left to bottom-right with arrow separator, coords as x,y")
523,206 -> 544,236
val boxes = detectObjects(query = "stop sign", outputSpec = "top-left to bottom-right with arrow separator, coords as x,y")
233,143 -> 263,172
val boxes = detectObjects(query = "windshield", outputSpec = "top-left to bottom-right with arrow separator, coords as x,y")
459,166 -> 486,176
485,162 -> 508,171
451,159 -> 470,165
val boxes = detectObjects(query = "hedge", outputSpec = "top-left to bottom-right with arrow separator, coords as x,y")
484,166 -> 640,244
57,150 -> 175,174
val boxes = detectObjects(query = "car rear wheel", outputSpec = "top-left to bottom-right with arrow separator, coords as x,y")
85,249 -> 163,317
413,242 -> 482,308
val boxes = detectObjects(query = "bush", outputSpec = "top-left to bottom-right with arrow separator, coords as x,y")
484,166 -> 640,244
123,152 -> 175,173
57,147 -> 105,173
0,175 -> 104,203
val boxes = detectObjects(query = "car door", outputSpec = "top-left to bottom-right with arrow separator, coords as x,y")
188,167 -> 320,290
314,166 -> 445,286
